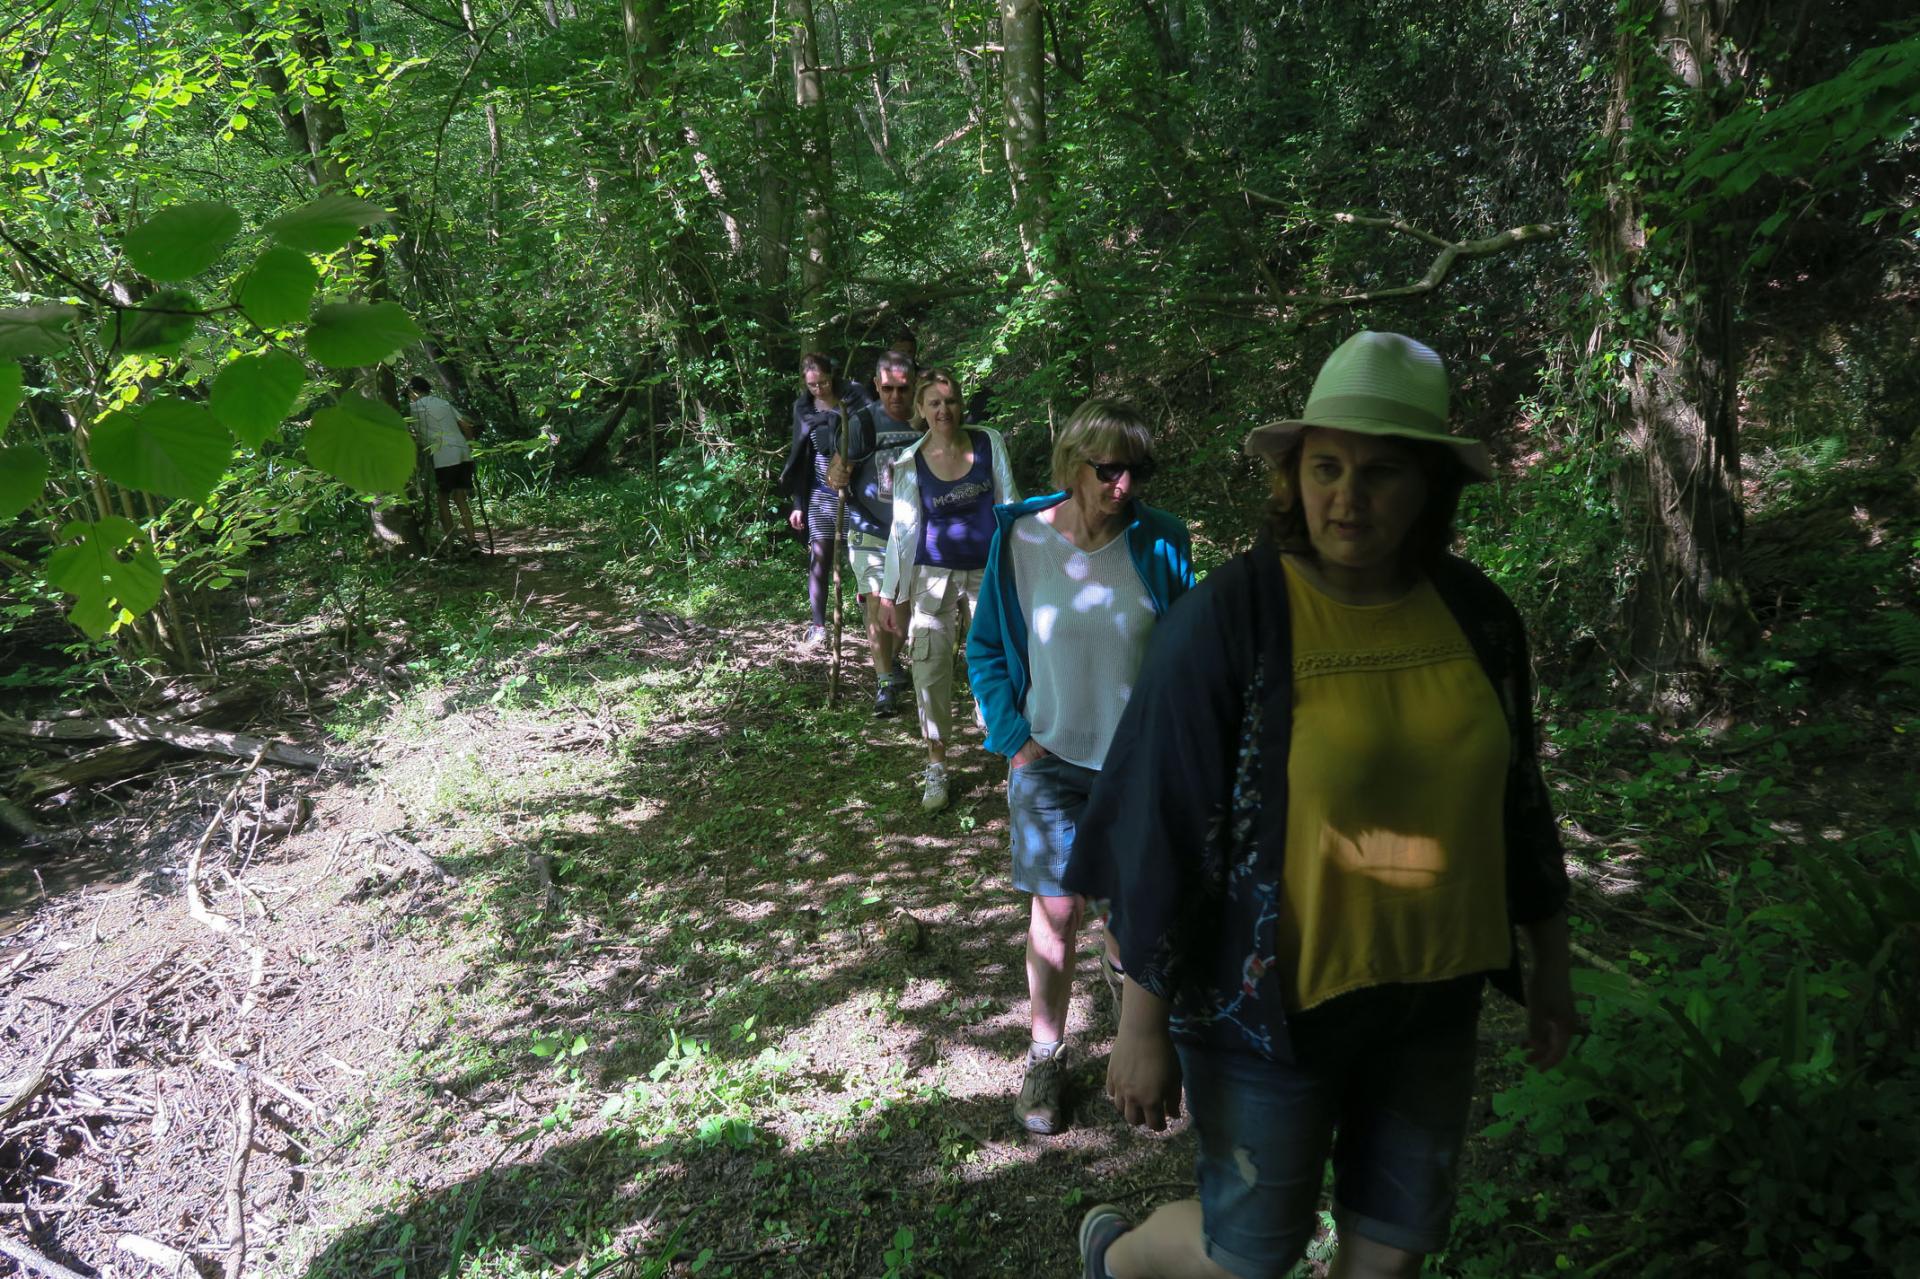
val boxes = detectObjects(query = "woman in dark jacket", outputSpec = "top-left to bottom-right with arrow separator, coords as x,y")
1067,333 -> 1577,1279
778,353 -> 870,646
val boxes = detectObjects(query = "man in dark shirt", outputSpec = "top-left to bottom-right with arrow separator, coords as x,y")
831,350 -> 921,714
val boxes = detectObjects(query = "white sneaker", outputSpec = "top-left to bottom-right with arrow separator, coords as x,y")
920,761 -> 950,812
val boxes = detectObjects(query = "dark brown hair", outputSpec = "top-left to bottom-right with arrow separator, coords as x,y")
1263,430 -> 1467,574
799,352 -> 833,379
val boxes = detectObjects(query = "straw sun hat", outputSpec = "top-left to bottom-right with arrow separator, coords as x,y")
1242,331 -> 1493,482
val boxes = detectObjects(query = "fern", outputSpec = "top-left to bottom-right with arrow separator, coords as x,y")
1883,610 -> 1920,688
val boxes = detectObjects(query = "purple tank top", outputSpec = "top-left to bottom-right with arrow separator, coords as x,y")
915,431 -> 996,569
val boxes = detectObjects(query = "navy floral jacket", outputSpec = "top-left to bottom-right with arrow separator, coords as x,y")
1063,539 -> 1570,1060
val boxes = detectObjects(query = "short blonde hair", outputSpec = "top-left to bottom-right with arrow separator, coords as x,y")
1050,399 -> 1154,490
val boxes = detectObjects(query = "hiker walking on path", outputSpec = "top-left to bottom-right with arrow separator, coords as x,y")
779,354 -> 872,647
1066,333 -> 1577,1279
966,400 -> 1195,1136
407,376 -> 480,549
879,369 -> 1019,812
828,350 -> 922,716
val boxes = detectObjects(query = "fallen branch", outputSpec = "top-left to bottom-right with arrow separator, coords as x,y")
1083,217 -> 1568,313
203,1056 -> 320,1116
527,850 -> 557,913
16,741 -> 176,802
0,715 -> 324,770
0,950 -> 181,1125
381,832 -> 455,881
115,1233 -> 206,1276
222,1072 -> 255,1279
0,1234 -> 91,1279
0,797 -> 46,841
0,1200 -> 89,1215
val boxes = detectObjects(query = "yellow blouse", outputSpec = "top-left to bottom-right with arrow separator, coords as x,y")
1281,558 -> 1513,1010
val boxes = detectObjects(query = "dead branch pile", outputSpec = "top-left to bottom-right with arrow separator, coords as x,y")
1,683 -> 334,819
0,755 -> 453,1277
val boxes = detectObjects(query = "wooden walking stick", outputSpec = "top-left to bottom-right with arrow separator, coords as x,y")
827,479 -> 848,707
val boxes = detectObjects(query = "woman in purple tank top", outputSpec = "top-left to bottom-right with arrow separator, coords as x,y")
878,370 -> 1020,812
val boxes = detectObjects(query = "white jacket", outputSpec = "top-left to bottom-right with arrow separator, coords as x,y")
881,426 -> 1020,603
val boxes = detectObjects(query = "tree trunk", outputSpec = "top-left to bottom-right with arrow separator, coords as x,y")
457,0 -> 505,245
733,6 -> 794,368
1000,0 -> 1049,278
623,0 -> 733,422
786,0 -> 834,350
1593,0 -> 1758,672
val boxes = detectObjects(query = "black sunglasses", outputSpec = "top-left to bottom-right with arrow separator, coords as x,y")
1087,457 -> 1158,484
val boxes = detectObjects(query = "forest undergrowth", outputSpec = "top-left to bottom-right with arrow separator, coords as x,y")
3,460 -> 1918,1279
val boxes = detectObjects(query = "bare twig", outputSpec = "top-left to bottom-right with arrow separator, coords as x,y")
186,747 -> 270,935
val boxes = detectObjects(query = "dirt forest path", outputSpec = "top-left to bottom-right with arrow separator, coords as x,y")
0,525 -> 1201,1278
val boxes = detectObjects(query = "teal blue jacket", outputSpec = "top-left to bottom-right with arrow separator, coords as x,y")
967,493 -> 1196,759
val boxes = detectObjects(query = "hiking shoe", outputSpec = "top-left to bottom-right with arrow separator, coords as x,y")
873,675 -> 903,718
799,623 -> 827,650
1099,956 -> 1127,1025
1015,1048 -> 1067,1134
920,761 -> 949,812
1078,1203 -> 1132,1279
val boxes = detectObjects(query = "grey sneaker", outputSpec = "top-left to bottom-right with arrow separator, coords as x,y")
799,623 -> 826,650
920,761 -> 949,812
1078,1203 -> 1131,1279
1015,1049 -> 1067,1134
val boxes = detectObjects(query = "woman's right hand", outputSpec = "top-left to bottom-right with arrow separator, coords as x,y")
1011,739 -> 1048,769
787,508 -> 805,533
878,597 -> 903,636
1107,980 -> 1182,1131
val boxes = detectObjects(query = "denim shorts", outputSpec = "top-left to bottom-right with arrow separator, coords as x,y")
1007,752 -> 1098,897
1176,977 -> 1483,1276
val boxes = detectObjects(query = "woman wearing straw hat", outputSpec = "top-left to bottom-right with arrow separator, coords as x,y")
1065,332 -> 1577,1279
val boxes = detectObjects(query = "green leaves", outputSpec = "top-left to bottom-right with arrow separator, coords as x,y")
306,302 -> 421,368
210,350 -> 305,446
0,446 -> 49,521
103,289 -> 199,354
46,516 -> 166,639
306,392 -> 415,492
264,195 -> 390,253
236,246 -> 320,329
123,201 -> 242,280
0,361 -> 22,432
91,398 -> 233,501
0,304 -> 80,359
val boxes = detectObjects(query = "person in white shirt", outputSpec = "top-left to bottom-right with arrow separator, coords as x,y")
406,376 -> 479,548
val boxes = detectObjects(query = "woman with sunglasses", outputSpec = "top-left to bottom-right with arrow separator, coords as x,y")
879,369 -> 1020,811
967,399 -> 1196,1135
1064,334 -> 1574,1279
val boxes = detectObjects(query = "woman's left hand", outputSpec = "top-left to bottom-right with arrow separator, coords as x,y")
1523,956 -> 1578,1071
1519,912 -> 1579,1071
